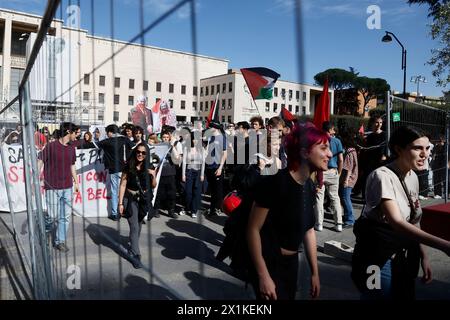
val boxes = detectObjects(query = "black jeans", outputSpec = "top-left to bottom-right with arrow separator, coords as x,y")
154,175 -> 176,212
205,167 -> 224,212
123,196 -> 144,256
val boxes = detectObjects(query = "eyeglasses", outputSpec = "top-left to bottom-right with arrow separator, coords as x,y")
136,151 -> 147,156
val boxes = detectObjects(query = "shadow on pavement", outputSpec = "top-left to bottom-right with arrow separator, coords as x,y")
317,255 -> 351,267
122,274 -> 179,300
184,271 -> 251,300
85,224 -> 134,266
165,219 -> 224,246
156,232 -> 230,273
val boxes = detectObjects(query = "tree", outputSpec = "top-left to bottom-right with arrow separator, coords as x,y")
408,0 -> 450,87
353,77 -> 390,111
314,68 -> 358,90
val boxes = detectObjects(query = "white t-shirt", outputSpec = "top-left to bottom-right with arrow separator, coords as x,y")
362,164 -> 422,224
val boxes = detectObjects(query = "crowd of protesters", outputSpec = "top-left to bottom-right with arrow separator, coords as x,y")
1,111 -> 450,300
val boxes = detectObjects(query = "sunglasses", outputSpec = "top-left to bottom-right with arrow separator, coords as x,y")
136,150 -> 147,156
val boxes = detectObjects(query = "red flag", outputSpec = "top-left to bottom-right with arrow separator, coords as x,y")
280,106 -> 295,122
313,78 -> 330,130
206,93 -> 220,128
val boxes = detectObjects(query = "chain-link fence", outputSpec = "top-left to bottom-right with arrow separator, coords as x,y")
386,92 -> 449,202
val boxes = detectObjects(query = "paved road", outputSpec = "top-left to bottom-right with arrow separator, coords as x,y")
0,197 -> 449,300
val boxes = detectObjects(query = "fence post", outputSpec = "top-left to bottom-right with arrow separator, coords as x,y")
445,111 -> 449,204
385,91 -> 391,158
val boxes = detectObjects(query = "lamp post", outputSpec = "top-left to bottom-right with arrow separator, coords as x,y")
410,75 -> 427,101
382,31 -> 407,102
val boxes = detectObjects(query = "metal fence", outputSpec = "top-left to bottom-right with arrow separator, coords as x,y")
386,92 -> 449,203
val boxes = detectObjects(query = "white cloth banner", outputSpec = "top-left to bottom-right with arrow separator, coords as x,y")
0,143 -> 172,217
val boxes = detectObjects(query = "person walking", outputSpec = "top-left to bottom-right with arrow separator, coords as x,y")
181,130 -> 206,218
95,124 -> 134,221
247,122 -> 332,300
38,122 -> 80,252
314,121 -> 344,232
351,126 -> 450,300
118,143 -> 156,269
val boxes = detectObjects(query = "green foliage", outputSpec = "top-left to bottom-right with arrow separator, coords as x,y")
408,0 -> 450,87
313,68 -> 358,90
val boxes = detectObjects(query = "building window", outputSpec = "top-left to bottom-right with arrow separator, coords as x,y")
200,102 -> 203,111
222,83 -> 226,93
11,31 -> 27,56
99,75 -> 105,86
84,74 -> 90,85
181,100 -> 186,110
143,80 -> 149,91
211,85 -> 214,95
205,101 -> 209,111
273,103 -> 278,113
83,92 -> 89,102
200,87 -> 204,96
302,92 -> 307,101
228,99 -> 232,109
221,99 -> 226,110
281,88 -> 286,98
113,111 -> 119,122
296,90 -> 300,100
114,94 -> 120,104
156,82 -> 162,92
193,86 -> 198,96
181,85 -> 186,95
295,105 -> 299,114
98,93 -> 105,104
128,96 -> 134,106
281,103 -> 285,109
168,83 -> 174,94
211,101 -> 214,110
98,110 -> 104,121
289,90 -> 293,100
288,105 -> 292,112
265,102 -> 270,112
228,116 -> 232,123
302,106 -> 306,115
274,87 -> 278,97
193,101 -> 197,110
216,84 -> 220,94
228,82 -> 233,92
129,79 -> 135,89
205,86 -> 209,96
128,114 -> 132,122
114,77 -> 120,88
169,99 -> 174,108
222,116 -> 225,123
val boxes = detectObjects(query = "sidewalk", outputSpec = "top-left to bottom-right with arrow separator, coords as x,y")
0,196 -> 448,300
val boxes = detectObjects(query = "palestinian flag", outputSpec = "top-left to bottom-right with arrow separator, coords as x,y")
240,67 -> 280,100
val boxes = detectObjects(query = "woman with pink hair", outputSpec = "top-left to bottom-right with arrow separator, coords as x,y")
247,122 -> 332,300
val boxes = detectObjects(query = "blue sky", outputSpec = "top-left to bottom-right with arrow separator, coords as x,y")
1,0 -> 446,97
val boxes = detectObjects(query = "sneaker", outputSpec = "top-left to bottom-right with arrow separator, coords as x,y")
418,195 -> 427,200
434,195 -> 442,199
314,224 -> 323,232
335,224 -> 343,232
108,215 -> 120,221
343,223 -> 354,229
168,211 -> 178,219
191,212 -> 197,218
214,209 -> 223,216
55,243 -> 69,253
178,210 -> 188,216
130,254 -> 142,269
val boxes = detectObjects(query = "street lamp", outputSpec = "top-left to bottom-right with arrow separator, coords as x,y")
410,75 -> 427,101
382,31 -> 407,101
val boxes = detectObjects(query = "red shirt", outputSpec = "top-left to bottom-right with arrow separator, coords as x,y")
39,140 -> 76,190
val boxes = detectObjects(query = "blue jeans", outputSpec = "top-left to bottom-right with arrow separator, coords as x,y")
361,259 -> 392,300
185,169 -> 202,213
109,172 -> 122,217
340,187 -> 355,225
45,188 -> 72,245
